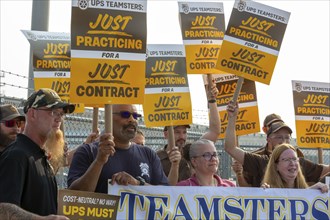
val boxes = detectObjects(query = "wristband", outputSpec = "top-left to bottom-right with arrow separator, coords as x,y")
136,176 -> 145,185
208,99 -> 216,103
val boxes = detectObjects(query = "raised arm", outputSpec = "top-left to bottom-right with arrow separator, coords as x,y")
201,80 -> 221,142
69,133 -> 115,192
224,101 -> 245,164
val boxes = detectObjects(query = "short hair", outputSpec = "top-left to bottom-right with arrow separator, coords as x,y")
189,139 -> 215,159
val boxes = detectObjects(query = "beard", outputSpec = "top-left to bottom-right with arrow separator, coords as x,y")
0,130 -> 17,151
44,129 -> 65,171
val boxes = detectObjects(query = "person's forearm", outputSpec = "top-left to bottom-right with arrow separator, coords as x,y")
224,114 -> 237,154
224,113 -> 245,164
0,203 -> 44,220
167,163 -> 180,186
235,173 -> 251,187
201,102 -> 221,142
69,160 -> 104,192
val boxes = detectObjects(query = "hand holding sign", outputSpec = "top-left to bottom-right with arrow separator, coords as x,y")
97,133 -> 115,165
168,146 -> 182,166
226,101 -> 239,119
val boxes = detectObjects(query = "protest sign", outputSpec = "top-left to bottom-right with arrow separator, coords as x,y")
208,74 -> 259,138
58,189 -> 120,220
143,44 -> 192,127
178,2 -> 225,74
21,30 -> 84,113
108,185 -> 329,219
216,0 -> 290,84
70,0 -> 147,104
292,80 -> 330,148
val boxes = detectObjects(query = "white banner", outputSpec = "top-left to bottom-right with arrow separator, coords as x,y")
108,185 -> 329,219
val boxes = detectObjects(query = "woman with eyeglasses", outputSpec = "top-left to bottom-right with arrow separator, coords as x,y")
262,143 -> 328,193
176,139 -> 235,187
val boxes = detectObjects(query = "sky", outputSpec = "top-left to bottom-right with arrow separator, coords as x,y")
1,0 -> 329,138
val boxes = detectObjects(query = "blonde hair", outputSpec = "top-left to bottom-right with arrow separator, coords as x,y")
262,143 -> 308,189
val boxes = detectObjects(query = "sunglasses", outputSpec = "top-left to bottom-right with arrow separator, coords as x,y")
113,111 -> 141,120
1,119 -> 20,128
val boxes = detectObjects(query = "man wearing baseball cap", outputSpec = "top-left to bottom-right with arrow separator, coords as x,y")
262,113 -> 283,134
0,88 -> 74,216
157,81 -> 221,185
0,104 -> 25,154
225,102 -> 329,188
232,113 -> 305,187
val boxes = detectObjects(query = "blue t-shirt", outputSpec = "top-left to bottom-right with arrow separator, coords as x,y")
68,142 -> 168,193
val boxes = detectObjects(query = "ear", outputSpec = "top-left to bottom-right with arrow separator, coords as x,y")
191,158 -> 198,168
163,131 -> 168,138
262,126 -> 268,134
26,108 -> 34,119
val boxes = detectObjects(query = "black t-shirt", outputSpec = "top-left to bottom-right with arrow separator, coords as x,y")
0,134 -> 58,215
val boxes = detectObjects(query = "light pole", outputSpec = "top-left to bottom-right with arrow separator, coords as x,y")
27,0 -> 50,96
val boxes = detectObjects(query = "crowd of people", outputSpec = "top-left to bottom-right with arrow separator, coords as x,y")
0,87 -> 329,219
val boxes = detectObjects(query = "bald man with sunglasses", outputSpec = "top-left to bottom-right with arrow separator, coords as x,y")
0,104 -> 25,154
68,104 -> 168,193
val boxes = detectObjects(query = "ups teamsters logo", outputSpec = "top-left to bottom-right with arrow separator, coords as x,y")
182,4 -> 189,14
295,82 -> 302,93
237,1 -> 246,12
146,49 -> 149,59
78,0 -> 89,10
27,32 -> 37,41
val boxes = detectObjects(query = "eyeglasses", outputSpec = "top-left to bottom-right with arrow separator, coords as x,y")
36,108 -> 65,118
1,119 -> 20,128
270,135 -> 291,141
113,111 -> 141,120
279,157 -> 299,164
194,152 -> 220,161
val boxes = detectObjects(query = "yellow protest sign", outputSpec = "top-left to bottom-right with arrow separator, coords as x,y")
211,74 -> 259,138
143,44 -> 192,127
292,80 -> 330,148
178,2 -> 225,74
70,0 -> 147,104
215,0 -> 290,84
58,189 -> 120,220
21,30 -> 84,113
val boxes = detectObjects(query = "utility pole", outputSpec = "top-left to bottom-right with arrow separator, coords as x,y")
27,0 -> 50,96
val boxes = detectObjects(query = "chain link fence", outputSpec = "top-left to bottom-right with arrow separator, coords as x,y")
1,70 -> 329,188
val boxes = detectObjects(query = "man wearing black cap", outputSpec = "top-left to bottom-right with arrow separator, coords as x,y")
157,82 -> 221,185
0,104 -> 25,154
225,102 -> 329,188
0,88 -> 74,217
